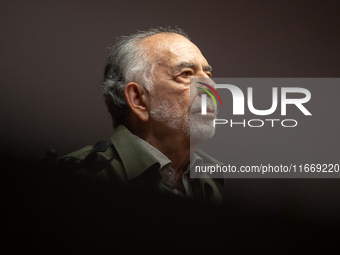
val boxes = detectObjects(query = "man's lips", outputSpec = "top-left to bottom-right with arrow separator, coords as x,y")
191,108 -> 216,114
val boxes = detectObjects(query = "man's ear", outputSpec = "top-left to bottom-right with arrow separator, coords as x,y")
124,82 -> 149,122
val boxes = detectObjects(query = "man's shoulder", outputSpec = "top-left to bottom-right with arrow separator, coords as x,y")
57,141 -> 120,183
58,125 -> 132,166
61,145 -> 94,160
57,125 -> 159,182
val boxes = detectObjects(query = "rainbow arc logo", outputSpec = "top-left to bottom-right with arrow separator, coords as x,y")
196,82 -> 222,106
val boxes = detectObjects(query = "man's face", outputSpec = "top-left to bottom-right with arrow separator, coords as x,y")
142,33 -> 216,141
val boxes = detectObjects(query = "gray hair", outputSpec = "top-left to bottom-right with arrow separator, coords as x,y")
102,27 -> 190,128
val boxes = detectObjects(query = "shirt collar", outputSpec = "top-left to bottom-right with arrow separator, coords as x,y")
134,135 -> 171,170
134,135 -> 203,175
110,125 -> 160,181
110,125 -> 203,181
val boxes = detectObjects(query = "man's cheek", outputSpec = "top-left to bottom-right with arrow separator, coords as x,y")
177,86 -> 190,94
175,91 -> 189,101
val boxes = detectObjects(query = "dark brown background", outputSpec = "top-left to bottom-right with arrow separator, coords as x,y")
1,0 -> 340,232
1,0 -> 339,162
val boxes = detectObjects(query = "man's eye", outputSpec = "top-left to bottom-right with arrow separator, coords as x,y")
182,71 -> 192,76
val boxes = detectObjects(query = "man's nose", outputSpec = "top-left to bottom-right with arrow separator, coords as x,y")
197,71 -> 212,80
196,85 -> 205,96
190,77 -> 215,102
196,77 -> 216,91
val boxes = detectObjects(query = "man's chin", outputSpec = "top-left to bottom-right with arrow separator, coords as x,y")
189,120 -> 216,142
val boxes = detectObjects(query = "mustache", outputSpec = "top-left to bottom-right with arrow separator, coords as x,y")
190,96 -> 218,114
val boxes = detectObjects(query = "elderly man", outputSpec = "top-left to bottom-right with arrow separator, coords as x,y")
59,27 -> 222,204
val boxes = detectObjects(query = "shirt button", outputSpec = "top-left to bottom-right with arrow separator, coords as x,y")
173,189 -> 179,195
166,169 -> 173,178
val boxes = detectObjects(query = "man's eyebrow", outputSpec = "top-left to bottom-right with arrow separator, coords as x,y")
203,65 -> 212,72
174,62 -> 195,72
173,62 -> 213,73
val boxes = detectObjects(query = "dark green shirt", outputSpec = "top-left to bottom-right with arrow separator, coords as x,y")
59,125 -> 223,205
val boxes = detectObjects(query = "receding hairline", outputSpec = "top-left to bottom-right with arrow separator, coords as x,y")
138,34 -> 211,77
131,33 -> 191,75
139,32 -> 189,44
137,32 -> 190,55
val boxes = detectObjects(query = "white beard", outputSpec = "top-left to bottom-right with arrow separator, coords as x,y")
149,96 -> 216,141
190,96 -> 216,140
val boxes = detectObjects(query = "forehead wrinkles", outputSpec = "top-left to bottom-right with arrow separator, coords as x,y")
167,40 -> 200,56
141,33 -> 178,55
167,40 -> 208,70
140,34 -> 207,76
